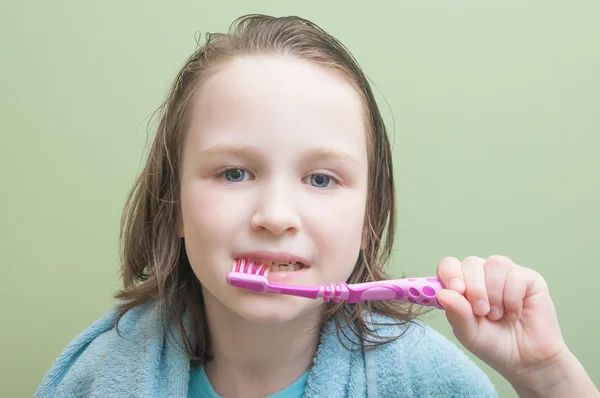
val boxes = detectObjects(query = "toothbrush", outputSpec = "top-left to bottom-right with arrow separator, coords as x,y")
226,258 -> 445,309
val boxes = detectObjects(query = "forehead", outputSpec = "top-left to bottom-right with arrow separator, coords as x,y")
187,55 -> 368,157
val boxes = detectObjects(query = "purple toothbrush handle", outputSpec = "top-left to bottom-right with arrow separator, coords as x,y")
227,272 -> 445,309
317,277 -> 445,309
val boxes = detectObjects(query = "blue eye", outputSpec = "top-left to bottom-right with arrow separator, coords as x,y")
222,168 -> 247,182
309,174 -> 332,188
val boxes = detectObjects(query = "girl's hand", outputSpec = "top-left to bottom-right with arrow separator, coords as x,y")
435,255 -> 594,396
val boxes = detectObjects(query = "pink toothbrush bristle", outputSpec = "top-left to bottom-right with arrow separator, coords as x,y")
232,258 -> 269,276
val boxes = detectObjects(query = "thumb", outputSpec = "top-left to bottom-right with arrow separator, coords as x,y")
436,289 -> 479,347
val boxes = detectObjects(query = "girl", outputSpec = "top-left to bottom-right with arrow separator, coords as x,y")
36,14 -> 598,398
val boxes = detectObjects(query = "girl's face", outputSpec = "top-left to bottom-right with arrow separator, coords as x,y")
180,55 -> 369,324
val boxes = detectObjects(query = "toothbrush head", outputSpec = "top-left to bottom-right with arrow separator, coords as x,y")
226,258 -> 270,293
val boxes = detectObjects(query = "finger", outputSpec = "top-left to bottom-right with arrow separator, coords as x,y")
461,256 -> 489,317
504,266 -> 546,322
484,255 -> 517,321
436,257 -> 465,294
436,289 -> 478,348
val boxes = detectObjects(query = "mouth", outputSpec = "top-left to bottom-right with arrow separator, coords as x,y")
263,260 -> 306,273
232,253 -> 310,275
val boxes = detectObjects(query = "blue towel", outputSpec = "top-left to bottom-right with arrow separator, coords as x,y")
35,301 -> 498,397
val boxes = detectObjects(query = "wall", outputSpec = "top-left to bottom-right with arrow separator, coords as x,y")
2,1 -> 598,396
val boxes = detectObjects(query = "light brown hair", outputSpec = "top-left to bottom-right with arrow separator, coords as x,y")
115,14 -> 428,364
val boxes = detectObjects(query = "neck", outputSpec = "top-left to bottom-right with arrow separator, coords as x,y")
201,290 -> 323,397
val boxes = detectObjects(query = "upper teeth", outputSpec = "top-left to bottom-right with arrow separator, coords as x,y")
268,261 -> 303,272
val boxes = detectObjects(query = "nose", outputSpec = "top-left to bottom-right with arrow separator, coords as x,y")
250,182 -> 301,236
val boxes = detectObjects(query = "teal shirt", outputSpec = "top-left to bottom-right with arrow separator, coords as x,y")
188,367 -> 308,398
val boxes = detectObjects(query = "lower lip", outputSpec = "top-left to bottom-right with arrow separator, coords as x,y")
266,266 -> 310,283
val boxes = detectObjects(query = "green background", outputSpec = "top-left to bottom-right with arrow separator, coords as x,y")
2,1 -> 598,396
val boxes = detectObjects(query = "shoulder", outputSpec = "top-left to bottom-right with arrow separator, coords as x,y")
366,312 -> 498,397
35,301 -> 167,397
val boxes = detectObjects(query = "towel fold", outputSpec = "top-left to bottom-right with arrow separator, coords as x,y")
36,301 -> 497,397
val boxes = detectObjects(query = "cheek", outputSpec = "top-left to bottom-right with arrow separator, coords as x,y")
181,185 -> 239,280
307,193 -> 366,274
181,182 -> 244,235
315,190 -> 366,233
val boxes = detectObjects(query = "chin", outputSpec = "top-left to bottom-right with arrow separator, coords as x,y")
233,292 -> 324,325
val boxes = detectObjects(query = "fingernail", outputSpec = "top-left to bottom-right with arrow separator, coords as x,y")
449,278 -> 464,291
474,300 -> 490,315
489,306 -> 503,320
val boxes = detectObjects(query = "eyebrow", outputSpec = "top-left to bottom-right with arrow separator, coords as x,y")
195,144 -> 361,165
